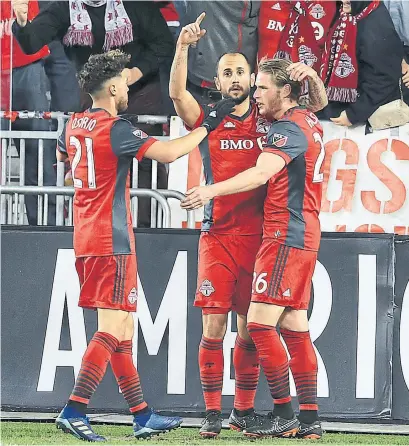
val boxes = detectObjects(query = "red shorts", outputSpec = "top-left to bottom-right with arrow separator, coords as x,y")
195,232 -> 262,315
75,254 -> 138,312
251,240 -> 317,310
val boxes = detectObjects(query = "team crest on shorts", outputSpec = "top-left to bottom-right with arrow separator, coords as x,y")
128,287 -> 138,304
199,279 -> 215,297
271,133 -> 288,148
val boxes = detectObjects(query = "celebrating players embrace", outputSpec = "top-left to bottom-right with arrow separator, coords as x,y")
55,9 -> 328,441
176,14 -> 327,440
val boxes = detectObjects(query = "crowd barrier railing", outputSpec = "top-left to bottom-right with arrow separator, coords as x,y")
0,112 -> 195,228
0,185 -> 172,228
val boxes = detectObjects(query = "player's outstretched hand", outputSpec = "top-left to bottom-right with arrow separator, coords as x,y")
181,186 -> 214,210
178,12 -> 206,47
201,98 -> 236,133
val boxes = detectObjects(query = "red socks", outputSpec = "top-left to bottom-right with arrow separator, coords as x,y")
281,328 -> 318,413
233,336 -> 260,411
110,340 -> 148,413
199,336 -> 224,411
70,332 -> 119,405
247,323 -> 292,407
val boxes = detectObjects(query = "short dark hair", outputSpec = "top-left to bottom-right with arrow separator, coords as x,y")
215,52 -> 251,74
258,58 -> 302,101
77,50 -> 131,95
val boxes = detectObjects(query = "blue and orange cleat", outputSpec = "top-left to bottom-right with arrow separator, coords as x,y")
132,408 -> 182,439
55,405 -> 106,442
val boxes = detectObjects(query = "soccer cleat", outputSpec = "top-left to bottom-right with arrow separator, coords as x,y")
199,410 -> 223,438
297,420 -> 323,439
228,409 -> 267,432
55,405 -> 106,442
243,412 -> 299,438
132,408 -> 182,439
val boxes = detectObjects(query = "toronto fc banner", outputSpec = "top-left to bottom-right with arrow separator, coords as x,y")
168,118 -> 409,234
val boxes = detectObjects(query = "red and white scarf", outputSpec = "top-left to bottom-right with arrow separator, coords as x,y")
63,0 -> 133,51
275,1 -> 321,72
320,1 -> 379,102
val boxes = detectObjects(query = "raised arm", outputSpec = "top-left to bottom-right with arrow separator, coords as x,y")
181,120 -> 307,210
112,99 -> 235,164
287,62 -> 328,113
12,0 -> 69,54
169,13 -> 206,128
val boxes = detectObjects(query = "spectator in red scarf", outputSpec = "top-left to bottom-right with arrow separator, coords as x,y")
319,0 -> 403,127
0,0 -> 57,225
258,1 -> 336,70
12,0 -> 174,227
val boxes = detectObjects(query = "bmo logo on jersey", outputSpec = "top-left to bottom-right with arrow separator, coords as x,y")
220,139 -> 254,150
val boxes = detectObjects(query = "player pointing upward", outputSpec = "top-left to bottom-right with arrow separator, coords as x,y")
171,13 -> 327,438
182,57 -> 325,439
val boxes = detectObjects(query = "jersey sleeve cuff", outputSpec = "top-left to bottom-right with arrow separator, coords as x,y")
56,143 -> 67,155
185,105 -> 205,131
263,146 -> 291,165
136,137 -> 158,161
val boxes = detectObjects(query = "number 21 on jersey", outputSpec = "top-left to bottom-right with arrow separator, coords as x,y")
69,136 -> 96,189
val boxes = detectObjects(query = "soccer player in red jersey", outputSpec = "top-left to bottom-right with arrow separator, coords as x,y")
170,14 -> 327,438
182,57 -> 325,439
55,50 -> 234,442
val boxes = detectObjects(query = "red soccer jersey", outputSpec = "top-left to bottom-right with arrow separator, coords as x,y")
58,108 -> 157,257
262,106 -> 324,251
191,102 -> 269,235
258,1 -> 336,61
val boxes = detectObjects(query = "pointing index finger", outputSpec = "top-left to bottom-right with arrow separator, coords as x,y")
196,12 -> 206,25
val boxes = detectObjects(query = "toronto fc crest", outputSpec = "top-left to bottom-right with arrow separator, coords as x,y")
298,45 -> 318,67
335,53 -> 355,79
310,4 -> 325,19
199,279 -> 215,297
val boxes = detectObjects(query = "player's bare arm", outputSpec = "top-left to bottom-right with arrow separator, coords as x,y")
169,13 -> 206,128
144,98 -> 235,163
144,127 -> 208,163
287,62 -> 328,112
181,152 -> 285,210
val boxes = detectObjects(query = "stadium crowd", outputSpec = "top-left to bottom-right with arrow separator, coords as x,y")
1,1 -> 409,442
1,0 -> 408,226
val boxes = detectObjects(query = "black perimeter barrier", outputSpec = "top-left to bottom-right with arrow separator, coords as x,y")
1,227 -> 408,421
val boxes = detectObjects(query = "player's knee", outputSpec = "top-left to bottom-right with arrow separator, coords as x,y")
97,309 -> 129,341
202,313 -> 228,339
237,314 -> 252,342
279,309 -> 309,332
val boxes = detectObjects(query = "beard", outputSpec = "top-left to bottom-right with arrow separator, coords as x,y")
258,93 -> 283,120
223,85 -> 251,105
117,98 -> 128,113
